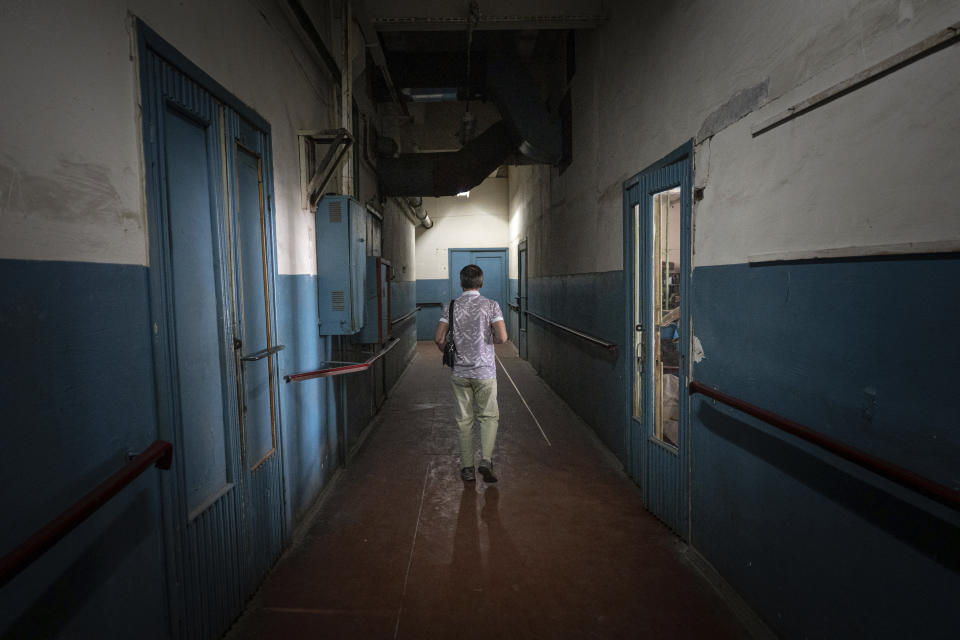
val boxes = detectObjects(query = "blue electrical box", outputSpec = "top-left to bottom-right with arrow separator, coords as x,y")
358,256 -> 391,344
315,195 -> 366,334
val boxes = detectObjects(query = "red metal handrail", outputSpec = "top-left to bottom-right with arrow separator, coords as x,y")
0,440 -> 173,588
285,336 -> 401,383
689,381 -> 959,511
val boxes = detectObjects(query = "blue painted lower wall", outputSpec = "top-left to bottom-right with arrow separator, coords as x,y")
689,256 -> 960,638
388,280 -> 418,390
0,262 -> 418,639
275,274 -> 337,526
0,259 -> 167,639
525,271 -> 626,463
519,257 -> 959,638
415,279 -> 451,340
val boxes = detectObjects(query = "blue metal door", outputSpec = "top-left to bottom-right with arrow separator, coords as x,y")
144,54 -> 246,639
228,116 -> 285,594
448,249 -> 509,317
623,144 -> 693,537
140,26 -> 284,639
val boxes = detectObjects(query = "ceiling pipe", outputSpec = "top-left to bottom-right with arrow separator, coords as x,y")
395,196 -> 433,228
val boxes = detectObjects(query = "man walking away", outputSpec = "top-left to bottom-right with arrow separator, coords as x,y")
434,264 -> 508,482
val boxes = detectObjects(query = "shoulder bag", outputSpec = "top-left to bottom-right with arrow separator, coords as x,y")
442,298 -> 457,367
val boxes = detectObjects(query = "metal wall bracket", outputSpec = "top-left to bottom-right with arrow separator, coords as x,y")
303,128 -> 354,208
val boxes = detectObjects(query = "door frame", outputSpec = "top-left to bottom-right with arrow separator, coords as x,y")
622,140 -> 694,537
517,239 -> 528,359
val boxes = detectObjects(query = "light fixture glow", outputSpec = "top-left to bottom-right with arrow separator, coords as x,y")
456,191 -> 470,198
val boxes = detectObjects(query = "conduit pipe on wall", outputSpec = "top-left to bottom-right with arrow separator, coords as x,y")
395,197 -> 433,229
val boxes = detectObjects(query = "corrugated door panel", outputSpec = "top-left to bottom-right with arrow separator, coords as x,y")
633,155 -> 691,538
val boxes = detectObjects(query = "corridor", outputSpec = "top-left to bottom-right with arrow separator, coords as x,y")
227,342 -> 754,639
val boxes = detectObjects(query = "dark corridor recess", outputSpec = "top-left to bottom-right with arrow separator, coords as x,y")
227,343 -> 752,639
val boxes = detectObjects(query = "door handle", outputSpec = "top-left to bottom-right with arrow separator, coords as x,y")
241,344 -> 285,362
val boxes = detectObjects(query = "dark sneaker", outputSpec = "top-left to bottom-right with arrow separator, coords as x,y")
478,460 -> 497,483
461,467 -> 476,482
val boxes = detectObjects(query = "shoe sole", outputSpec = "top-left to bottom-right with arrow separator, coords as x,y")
478,467 -> 497,483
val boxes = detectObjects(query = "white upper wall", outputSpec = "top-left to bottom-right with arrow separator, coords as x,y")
508,0 -> 960,273
415,176 -> 510,280
0,0 -> 338,273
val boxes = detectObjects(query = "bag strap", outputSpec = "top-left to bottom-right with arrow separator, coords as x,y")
449,298 -> 455,338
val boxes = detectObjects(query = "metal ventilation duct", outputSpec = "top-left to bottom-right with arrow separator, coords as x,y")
485,50 -> 562,165
378,49 -> 561,197
379,121 -> 517,197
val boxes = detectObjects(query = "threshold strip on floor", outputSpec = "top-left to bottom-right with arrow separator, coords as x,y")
496,356 -> 552,447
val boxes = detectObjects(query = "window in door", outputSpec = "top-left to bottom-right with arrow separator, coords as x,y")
652,187 -> 682,446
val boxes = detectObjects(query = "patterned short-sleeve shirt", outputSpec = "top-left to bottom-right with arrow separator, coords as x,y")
440,290 -> 503,379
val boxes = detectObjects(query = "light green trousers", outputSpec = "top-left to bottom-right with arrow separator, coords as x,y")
450,375 -> 499,467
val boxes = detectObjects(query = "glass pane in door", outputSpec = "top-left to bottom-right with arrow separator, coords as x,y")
236,145 -> 277,469
652,188 -> 682,446
632,203 -> 642,420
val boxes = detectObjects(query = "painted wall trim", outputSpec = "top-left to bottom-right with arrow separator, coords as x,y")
751,21 -> 960,137
748,240 -> 960,263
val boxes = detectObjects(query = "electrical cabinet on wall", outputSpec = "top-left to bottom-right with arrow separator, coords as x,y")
358,257 -> 391,344
316,195 -> 366,334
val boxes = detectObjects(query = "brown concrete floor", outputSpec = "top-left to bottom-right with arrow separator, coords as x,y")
227,342 -> 751,639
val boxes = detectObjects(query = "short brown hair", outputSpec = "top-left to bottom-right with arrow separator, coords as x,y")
460,264 -> 484,289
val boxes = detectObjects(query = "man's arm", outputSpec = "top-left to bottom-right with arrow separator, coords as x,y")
434,320 -> 449,351
491,320 -> 508,344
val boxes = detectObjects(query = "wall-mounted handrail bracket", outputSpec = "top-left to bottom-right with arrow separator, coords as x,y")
688,381 -> 960,511
241,344 -> 286,362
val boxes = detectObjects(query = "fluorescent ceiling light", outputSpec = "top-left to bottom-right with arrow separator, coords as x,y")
400,87 -> 458,102
456,191 -> 470,198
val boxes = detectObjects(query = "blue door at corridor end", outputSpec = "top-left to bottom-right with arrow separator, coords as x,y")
448,249 -> 509,320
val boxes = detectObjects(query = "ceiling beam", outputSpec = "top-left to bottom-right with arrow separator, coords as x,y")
364,0 -> 605,31
372,15 -> 604,31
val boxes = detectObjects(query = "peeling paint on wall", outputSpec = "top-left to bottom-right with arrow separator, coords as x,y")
0,156 -> 141,229
697,80 -> 768,141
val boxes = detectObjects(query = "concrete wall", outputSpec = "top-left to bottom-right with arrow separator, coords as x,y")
508,0 -> 960,636
0,1 -> 413,637
415,176 -> 510,337
415,176 -> 510,279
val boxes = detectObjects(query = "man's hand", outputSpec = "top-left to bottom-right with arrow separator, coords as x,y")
434,322 -> 449,351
